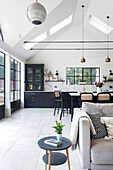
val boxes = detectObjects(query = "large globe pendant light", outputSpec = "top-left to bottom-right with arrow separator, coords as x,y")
27,0 -> 47,25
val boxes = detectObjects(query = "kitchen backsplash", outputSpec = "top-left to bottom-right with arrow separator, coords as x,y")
44,81 -> 113,92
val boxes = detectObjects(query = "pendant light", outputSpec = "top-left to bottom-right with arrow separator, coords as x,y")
105,16 -> 111,62
81,5 -> 86,63
27,0 -> 47,25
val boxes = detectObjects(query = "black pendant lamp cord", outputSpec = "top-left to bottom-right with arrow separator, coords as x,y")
107,16 -> 109,57
82,5 -> 84,58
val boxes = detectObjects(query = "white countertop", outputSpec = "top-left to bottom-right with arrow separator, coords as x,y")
69,92 -> 113,96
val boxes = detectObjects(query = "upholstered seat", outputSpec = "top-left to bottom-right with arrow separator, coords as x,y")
74,102 -> 113,170
91,138 -> 113,164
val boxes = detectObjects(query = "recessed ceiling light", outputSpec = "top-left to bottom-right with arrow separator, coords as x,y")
89,15 -> 113,34
50,15 -> 73,35
23,32 -> 47,50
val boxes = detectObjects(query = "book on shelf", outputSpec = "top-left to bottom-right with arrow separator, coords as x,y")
44,138 -> 62,147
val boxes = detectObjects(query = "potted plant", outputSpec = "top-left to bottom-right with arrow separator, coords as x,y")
52,121 -> 65,141
103,75 -> 107,82
95,82 -> 104,93
79,79 -> 86,85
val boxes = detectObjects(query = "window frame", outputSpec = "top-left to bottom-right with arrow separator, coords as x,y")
10,57 -> 21,102
0,51 -> 5,106
66,67 -> 100,85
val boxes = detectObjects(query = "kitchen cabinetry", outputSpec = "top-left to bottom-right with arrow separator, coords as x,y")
24,92 -> 71,108
25,64 -> 44,91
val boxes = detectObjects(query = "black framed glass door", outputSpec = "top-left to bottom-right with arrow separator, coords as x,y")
0,51 -> 5,119
10,58 -> 21,113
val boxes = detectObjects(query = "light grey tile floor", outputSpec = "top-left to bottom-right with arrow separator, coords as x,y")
0,108 -> 83,170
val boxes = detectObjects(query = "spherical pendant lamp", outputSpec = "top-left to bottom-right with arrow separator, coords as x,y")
27,1 -> 47,25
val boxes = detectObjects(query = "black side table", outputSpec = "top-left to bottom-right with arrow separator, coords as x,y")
38,136 -> 72,170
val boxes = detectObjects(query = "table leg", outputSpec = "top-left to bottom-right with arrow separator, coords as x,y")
66,149 -> 70,170
71,96 -> 73,122
48,151 -> 52,170
45,150 -> 48,170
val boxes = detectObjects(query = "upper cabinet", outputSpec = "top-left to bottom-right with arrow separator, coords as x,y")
25,64 -> 44,91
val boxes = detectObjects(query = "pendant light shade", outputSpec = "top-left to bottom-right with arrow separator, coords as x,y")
81,57 -> 86,63
105,56 -> 111,62
27,1 -> 47,25
105,16 -> 111,62
81,5 -> 86,63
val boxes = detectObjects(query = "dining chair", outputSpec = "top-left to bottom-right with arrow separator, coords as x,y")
53,91 -> 68,120
80,93 -> 93,105
97,92 -> 111,103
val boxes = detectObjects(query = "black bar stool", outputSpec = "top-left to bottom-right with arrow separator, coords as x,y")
53,91 -> 68,120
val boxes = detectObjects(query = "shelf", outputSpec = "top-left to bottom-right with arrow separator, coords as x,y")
45,80 -> 65,82
103,80 -> 113,82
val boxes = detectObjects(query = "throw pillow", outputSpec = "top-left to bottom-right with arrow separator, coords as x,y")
101,117 -> 113,138
88,113 -> 107,140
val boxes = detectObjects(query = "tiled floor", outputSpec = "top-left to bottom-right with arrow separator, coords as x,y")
0,108 -> 83,170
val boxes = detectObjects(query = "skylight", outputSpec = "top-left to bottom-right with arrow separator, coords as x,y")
23,32 -> 47,50
50,15 -> 73,35
89,15 -> 113,34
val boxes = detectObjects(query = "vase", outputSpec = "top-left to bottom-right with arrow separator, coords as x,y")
57,134 -> 62,141
97,87 -> 102,93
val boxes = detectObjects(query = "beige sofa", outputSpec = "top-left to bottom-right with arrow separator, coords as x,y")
77,102 -> 113,170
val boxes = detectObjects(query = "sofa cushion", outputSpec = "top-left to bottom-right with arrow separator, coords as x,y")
101,117 -> 113,138
88,113 -> 107,140
91,138 -> 113,164
82,102 -> 113,117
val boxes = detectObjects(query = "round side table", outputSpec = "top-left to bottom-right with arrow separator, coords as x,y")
38,136 -> 72,170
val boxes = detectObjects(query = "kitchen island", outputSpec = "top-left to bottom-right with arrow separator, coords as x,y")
24,91 -> 113,108
69,92 -> 113,121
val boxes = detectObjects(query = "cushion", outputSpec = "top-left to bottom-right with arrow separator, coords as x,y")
82,102 -> 113,117
91,138 -> 113,164
101,117 -> 113,138
88,113 -> 107,140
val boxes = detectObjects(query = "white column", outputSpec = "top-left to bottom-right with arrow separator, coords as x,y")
20,62 -> 24,108
5,54 -> 11,117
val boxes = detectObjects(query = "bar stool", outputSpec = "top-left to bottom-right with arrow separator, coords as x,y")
53,91 -> 68,120
80,93 -> 93,106
97,92 -> 111,103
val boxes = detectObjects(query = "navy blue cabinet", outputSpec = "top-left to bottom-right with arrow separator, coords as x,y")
25,64 -> 44,91
24,92 -> 71,108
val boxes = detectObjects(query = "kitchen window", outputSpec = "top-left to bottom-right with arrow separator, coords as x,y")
66,67 -> 100,85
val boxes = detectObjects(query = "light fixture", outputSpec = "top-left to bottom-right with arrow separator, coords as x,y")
23,32 -> 47,50
105,16 -> 111,63
27,0 -> 47,25
81,5 -> 86,63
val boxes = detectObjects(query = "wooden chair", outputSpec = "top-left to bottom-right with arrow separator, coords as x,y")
97,92 -> 111,103
53,91 -> 68,120
80,93 -> 93,105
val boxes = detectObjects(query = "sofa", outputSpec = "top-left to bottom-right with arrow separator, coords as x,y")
77,102 -> 113,170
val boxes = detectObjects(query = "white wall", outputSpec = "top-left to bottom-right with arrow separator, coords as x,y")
26,26 -> 113,92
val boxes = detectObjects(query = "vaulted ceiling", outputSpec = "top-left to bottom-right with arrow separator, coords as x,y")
0,0 -> 113,61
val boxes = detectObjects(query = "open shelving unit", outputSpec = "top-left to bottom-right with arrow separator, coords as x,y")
45,80 -> 65,82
